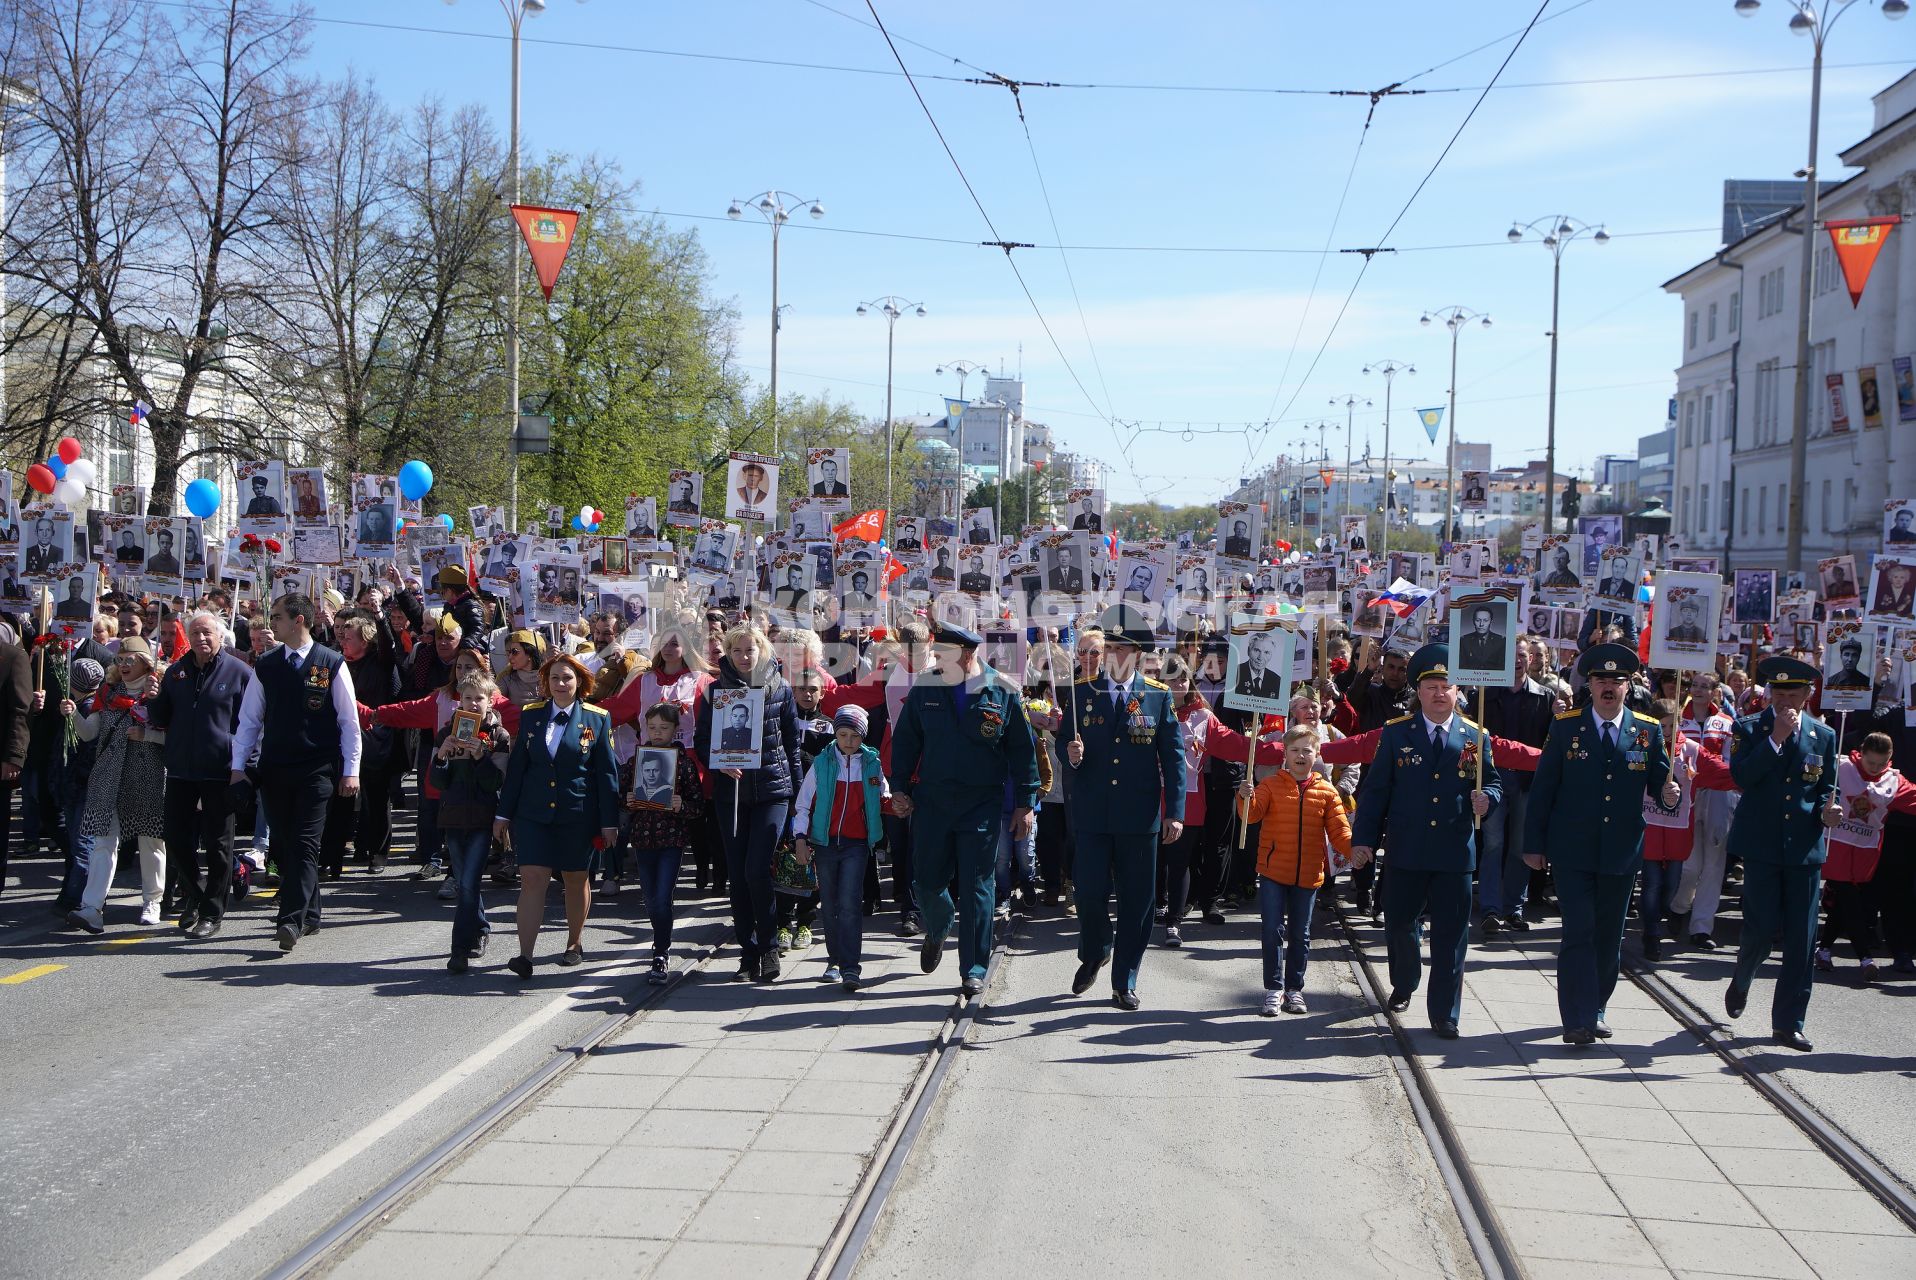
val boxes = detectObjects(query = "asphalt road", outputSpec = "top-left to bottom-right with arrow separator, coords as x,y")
1630,891 -> 1916,1197
0,848 -> 729,1280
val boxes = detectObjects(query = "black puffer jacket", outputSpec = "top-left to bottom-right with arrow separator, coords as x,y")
695,656 -> 801,807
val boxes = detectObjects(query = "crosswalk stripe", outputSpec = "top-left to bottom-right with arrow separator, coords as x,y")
0,964 -> 67,984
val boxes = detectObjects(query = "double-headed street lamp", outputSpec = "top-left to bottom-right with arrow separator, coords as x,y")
1363,359 -> 1415,558
445,0 -> 587,528
1734,0 -> 1906,569
727,190 -> 826,454
856,296 -> 927,529
936,358 -> 991,405
1505,216 -> 1608,536
1420,307 -> 1492,545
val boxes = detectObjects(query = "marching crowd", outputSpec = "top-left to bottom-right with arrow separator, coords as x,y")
2,553 -> 1913,1055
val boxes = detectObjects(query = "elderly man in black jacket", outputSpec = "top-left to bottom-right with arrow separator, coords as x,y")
150,610 -> 254,937
1479,666 -> 1556,935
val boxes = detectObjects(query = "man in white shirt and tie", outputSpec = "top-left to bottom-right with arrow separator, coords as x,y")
230,593 -> 362,952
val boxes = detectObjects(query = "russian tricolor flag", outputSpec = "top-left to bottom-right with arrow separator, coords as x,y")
130,400 -> 150,426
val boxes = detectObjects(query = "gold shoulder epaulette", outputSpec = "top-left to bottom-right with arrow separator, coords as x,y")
523,699 -> 549,711
1386,712 -> 1414,726
1457,714 -> 1481,730
1142,677 -> 1169,690
581,701 -> 607,715
1555,708 -> 1582,720
1631,709 -> 1659,724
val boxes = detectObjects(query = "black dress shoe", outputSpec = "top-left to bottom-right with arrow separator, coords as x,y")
507,955 -> 533,980
1691,932 -> 1718,951
179,905 -> 201,934
1642,936 -> 1662,962
447,953 -> 469,974
1481,914 -> 1503,936
1113,989 -> 1141,1011
731,962 -> 754,983
274,923 -> 299,952
757,952 -> 781,983
189,916 -> 221,939
1563,1027 -> 1596,1046
1725,986 -> 1747,1020
301,922 -> 319,937
897,913 -> 924,938
1387,990 -> 1413,1013
1771,1030 -> 1813,1052
1593,1020 -> 1613,1040
557,945 -> 584,967
1202,908 -> 1226,927
919,935 -> 944,974
1433,1020 -> 1460,1039
960,976 -> 984,998
1071,956 -> 1107,995
1501,915 -> 1531,933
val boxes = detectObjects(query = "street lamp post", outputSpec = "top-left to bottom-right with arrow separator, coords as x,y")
1734,0 -> 1906,570
857,296 -> 927,533
1504,216 -> 1609,537
1362,359 -> 1415,558
1329,394 -> 1371,532
446,0 -> 584,530
727,190 -> 827,455
1420,306 -> 1493,546
936,358 -> 991,406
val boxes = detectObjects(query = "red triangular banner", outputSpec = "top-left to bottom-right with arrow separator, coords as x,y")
510,204 -> 582,300
1825,217 -> 1900,309
1318,468 -> 1335,489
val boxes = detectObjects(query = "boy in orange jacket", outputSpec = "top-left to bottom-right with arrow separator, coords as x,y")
1239,726 -> 1358,1016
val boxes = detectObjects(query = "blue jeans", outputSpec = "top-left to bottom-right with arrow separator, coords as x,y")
813,839 -> 870,975
994,818 -> 1038,900
1640,859 -> 1682,942
442,828 -> 491,957
631,845 -> 682,954
417,795 -> 444,869
1476,771 -> 1531,919
1258,877 -> 1317,992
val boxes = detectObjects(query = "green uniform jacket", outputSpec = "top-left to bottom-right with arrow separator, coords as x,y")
1352,712 -> 1501,873
1055,674 -> 1185,836
1727,708 -> 1838,868
889,664 -> 1039,815
1524,705 -> 1672,876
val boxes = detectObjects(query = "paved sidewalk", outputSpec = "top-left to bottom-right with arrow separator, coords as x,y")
1351,918 -> 1916,1280
854,915 -> 1480,1279
321,930 -> 960,1280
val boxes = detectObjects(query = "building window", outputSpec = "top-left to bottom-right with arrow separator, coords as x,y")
108,416 -> 137,488
1707,302 -> 1718,343
1703,395 -> 1714,443
1699,483 -> 1710,534
1688,311 -> 1699,351
1777,484 -> 1788,533
1681,486 -> 1691,534
1729,289 -> 1741,335
1758,486 -> 1767,534
1822,478 -> 1831,533
1683,399 -> 1696,447
1720,485 -> 1732,532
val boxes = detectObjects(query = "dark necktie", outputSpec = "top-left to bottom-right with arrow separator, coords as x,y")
1431,723 -> 1443,751
553,710 -> 570,729
1603,722 -> 1616,752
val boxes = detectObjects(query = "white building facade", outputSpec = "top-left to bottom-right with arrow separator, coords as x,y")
1666,72 -> 1916,571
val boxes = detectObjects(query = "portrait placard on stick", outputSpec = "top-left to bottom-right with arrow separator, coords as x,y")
1648,571 -> 1721,671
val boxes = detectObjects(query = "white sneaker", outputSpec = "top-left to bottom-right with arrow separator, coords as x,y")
1259,991 -> 1282,1017
1282,991 -> 1308,1015
138,901 -> 161,926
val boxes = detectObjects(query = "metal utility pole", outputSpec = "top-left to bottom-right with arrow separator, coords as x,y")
1363,360 -> 1415,558
1329,394 -> 1370,530
1503,217 -> 1609,536
728,190 -> 828,455
858,297 -> 926,533
1421,306 -> 1493,546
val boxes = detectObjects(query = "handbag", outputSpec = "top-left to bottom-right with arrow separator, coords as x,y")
772,838 -> 818,897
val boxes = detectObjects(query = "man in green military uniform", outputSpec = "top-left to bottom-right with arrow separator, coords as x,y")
1523,642 -> 1677,1045
1351,644 -> 1498,1038
1057,606 -> 1185,1010
889,623 -> 1040,998
1725,654 -> 1841,1051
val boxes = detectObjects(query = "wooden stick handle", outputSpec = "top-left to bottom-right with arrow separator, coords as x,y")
1473,685 -> 1486,830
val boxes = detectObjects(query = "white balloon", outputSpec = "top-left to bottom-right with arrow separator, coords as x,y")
66,458 -> 98,487
52,477 -> 84,506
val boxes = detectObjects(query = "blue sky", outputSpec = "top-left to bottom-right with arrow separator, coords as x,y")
301,0 -> 1916,504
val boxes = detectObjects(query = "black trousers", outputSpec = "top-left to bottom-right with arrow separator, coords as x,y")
265,767 -> 334,930
1160,824 -> 1201,923
164,777 -> 233,920
320,760 -> 395,873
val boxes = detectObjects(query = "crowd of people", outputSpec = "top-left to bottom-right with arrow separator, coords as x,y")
1,536 -> 1909,1058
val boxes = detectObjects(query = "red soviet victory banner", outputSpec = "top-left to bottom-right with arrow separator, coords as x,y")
1826,216 -> 1900,308
510,204 -> 582,300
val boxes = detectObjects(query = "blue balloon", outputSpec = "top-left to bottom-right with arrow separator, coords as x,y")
398,459 -> 434,501
45,455 -> 67,480
437,512 -> 454,530
571,515 -> 585,530
184,478 -> 222,519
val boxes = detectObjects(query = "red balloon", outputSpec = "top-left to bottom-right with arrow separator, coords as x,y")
25,464 -> 54,494
592,509 -> 604,525
55,437 -> 82,465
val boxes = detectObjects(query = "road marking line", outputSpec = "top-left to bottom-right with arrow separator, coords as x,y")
0,964 -> 67,984
104,931 -> 169,947
144,954 -> 649,1280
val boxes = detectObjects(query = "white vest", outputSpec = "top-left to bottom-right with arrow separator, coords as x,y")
1833,759 -> 1900,852
1645,737 -> 1697,830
